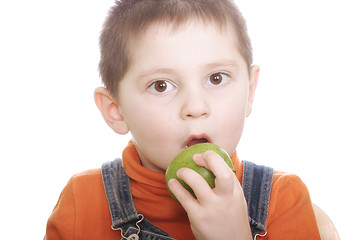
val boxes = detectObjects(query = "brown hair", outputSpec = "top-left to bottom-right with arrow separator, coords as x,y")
99,0 -> 253,98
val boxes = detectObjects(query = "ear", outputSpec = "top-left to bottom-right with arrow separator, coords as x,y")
94,87 -> 129,135
246,65 -> 260,117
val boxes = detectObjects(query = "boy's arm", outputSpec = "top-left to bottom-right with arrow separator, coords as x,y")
168,150 -> 252,240
266,174 -> 321,239
46,178 -> 76,240
313,204 -> 340,240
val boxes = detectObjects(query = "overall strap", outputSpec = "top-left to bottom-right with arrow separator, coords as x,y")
242,160 -> 274,238
101,159 -> 174,240
102,158 -> 141,228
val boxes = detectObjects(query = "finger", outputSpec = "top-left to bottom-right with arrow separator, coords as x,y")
201,150 -> 236,195
167,178 -> 198,209
176,167 -> 214,204
192,153 -> 208,168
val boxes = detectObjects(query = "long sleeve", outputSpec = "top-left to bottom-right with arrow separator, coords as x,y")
45,169 -> 119,240
46,177 -> 76,240
265,173 -> 321,239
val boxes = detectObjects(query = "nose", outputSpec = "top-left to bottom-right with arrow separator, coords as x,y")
180,89 -> 210,120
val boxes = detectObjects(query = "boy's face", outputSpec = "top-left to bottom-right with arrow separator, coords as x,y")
116,20 -> 258,172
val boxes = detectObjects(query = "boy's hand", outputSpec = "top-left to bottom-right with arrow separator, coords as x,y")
168,150 -> 252,240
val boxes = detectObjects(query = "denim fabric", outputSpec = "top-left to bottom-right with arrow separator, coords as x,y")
102,158 -> 273,239
242,160 -> 274,237
102,159 -> 174,240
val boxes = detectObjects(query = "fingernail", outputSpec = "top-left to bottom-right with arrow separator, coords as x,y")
168,178 -> 176,186
203,150 -> 214,157
176,168 -> 184,177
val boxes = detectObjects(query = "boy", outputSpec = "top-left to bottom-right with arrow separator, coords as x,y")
46,0 -> 321,239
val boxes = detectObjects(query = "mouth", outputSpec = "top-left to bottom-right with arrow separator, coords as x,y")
185,134 -> 211,148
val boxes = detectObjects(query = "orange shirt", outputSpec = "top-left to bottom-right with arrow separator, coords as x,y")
46,142 -> 320,239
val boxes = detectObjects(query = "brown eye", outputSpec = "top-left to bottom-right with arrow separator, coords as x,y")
206,72 -> 229,86
149,80 -> 175,93
154,80 -> 167,92
209,73 -> 223,85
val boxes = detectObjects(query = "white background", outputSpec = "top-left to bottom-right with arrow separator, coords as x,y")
1,0 -> 359,239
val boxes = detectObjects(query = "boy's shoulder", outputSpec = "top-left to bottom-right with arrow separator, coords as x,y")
65,168 -> 104,196
65,168 -> 102,186
47,168 -> 118,239
71,168 -> 102,179
56,167 -> 110,220
269,169 -> 314,217
241,160 -> 307,195
266,170 -> 320,238
270,168 -> 311,205
272,169 -> 308,193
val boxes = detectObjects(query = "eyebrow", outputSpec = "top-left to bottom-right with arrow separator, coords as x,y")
137,59 -> 240,80
138,68 -> 176,80
203,60 -> 239,69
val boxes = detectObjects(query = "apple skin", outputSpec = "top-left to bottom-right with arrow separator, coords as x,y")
165,143 -> 233,204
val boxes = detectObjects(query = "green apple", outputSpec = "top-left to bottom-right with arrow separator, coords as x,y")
165,143 -> 234,204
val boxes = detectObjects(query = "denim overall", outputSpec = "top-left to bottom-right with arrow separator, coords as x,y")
102,159 -> 273,240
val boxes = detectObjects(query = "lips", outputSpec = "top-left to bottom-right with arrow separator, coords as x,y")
185,134 -> 211,148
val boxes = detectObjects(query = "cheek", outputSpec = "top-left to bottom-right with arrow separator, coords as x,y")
124,101 -> 179,149
229,96 -> 248,136
217,90 -> 248,153
220,88 -> 248,121
218,119 -> 245,157
125,108 -> 176,170
126,105 -> 168,140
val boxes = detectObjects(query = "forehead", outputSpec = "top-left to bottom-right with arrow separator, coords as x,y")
128,19 -> 242,65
